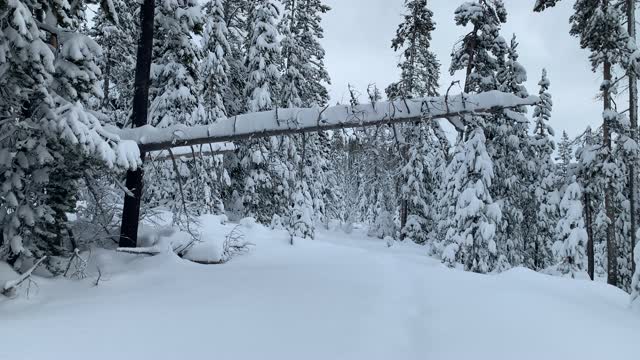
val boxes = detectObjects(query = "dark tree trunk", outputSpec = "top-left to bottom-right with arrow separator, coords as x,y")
102,46 -> 112,109
603,60 -> 619,287
627,0 -> 638,278
584,192 -> 595,280
118,0 -> 156,248
399,200 -> 408,240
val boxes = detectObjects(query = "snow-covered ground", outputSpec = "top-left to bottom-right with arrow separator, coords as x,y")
1,218 -> 638,360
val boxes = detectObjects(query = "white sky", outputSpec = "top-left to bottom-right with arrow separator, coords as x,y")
321,0 -> 613,140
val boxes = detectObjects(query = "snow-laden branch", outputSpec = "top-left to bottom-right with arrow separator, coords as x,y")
2,256 -> 47,297
149,142 -> 236,160
114,91 -> 539,152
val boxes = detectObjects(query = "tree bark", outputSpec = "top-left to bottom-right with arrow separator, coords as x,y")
102,45 -> 112,109
603,60 -> 619,287
118,0 -> 156,248
627,0 -> 638,278
584,192 -> 595,280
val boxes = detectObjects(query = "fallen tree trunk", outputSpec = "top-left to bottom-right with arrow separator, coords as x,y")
114,91 -> 539,152
115,90 -> 538,247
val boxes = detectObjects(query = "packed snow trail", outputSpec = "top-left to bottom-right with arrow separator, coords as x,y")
1,221 -> 638,360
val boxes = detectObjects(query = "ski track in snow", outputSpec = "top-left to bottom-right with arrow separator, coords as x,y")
0,223 -> 638,360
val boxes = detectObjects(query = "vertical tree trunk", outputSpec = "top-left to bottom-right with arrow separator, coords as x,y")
102,46 -> 112,109
400,200 -> 408,239
628,0 -> 638,277
584,192 -> 595,280
118,0 -> 156,248
603,60 -> 619,286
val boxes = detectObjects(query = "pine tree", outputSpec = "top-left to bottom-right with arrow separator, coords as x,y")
235,0 -> 288,224
201,0 -> 232,121
556,131 -> 573,182
551,178 -> 589,279
280,0 -> 331,108
490,33 -> 532,269
289,181 -> 315,240
576,127 -> 602,280
530,69 -> 557,270
439,0 -> 506,272
245,0 -> 281,112
400,124 -> 444,244
385,0 -> 440,99
294,0 -> 332,106
144,0 -> 207,228
385,0 -> 442,241
569,0 -> 636,287
0,1 -> 140,266
450,0 -> 507,93
441,127 -> 501,273
222,0 -> 251,116
150,0 -> 203,128
279,0 -> 334,235
91,0 -> 139,126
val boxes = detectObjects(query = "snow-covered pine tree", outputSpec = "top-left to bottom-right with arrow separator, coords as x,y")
550,178 -> 589,279
400,124 -> 444,244
530,69 -> 558,270
613,149 -> 634,290
278,1 -> 311,236
220,0 -> 251,117
244,0 -> 281,113
150,0 -> 203,128
201,0 -> 232,121
144,0 -> 206,227
450,0 -> 507,94
385,0 -> 440,99
293,0 -> 332,107
288,180 -> 315,240
576,127 -> 603,280
568,0 -> 636,287
0,0 -> 140,267
439,0 -> 506,272
280,0 -> 331,107
491,34 -> 532,269
236,0 -> 288,223
536,0 -> 640,284
279,0 -> 334,231
556,130 -> 573,183
441,127 -> 501,273
385,0 -> 443,241
90,0 -> 139,126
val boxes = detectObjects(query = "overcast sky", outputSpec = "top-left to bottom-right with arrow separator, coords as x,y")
320,0 -> 609,141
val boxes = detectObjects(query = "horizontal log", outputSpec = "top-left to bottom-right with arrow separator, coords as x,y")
113,91 -> 539,152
